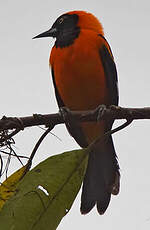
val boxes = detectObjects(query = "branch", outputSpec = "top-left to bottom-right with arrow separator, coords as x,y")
0,105 -> 148,179
0,105 -> 150,132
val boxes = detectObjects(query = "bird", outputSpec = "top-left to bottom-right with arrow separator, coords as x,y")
33,10 -> 120,215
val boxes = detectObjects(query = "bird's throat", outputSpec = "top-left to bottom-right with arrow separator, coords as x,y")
55,28 -> 80,48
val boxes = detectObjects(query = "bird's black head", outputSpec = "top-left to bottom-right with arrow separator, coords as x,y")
33,13 -> 80,48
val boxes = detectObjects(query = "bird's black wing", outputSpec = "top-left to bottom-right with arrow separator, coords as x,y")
81,36 -> 120,215
99,34 -> 119,106
51,69 -> 65,108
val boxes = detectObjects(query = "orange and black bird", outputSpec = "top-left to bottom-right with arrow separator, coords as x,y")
33,11 -> 120,215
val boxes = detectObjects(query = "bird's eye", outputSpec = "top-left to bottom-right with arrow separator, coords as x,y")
58,17 -> 64,24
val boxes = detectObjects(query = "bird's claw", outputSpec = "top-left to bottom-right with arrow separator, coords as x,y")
59,107 -> 74,126
94,105 -> 107,122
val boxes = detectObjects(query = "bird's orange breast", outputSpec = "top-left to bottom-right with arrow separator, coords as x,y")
50,30 -> 110,143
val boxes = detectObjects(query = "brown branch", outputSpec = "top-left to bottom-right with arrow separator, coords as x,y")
0,105 -> 148,178
0,105 -> 150,132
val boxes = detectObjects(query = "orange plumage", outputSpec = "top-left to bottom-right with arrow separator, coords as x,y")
34,10 -> 120,214
50,31 -> 108,142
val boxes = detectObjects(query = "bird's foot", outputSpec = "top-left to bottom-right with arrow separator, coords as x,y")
59,107 -> 76,127
93,104 -> 107,122
59,107 -> 83,133
59,107 -> 88,147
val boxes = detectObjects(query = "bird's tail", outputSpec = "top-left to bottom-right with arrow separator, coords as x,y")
80,135 -> 120,214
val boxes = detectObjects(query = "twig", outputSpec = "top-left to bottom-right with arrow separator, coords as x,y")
0,106 -> 150,132
0,150 -> 29,159
26,124 -> 54,171
0,155 -> 3,178
0,129 -> 20,144
88,119 -> 133,153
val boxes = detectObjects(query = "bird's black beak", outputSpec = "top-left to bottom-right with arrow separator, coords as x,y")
32,27 -> 57,39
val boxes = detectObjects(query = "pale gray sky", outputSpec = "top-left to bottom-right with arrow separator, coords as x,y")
0,0 -> 150,229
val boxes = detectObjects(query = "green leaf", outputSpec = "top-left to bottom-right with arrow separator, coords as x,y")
0,149 -> 88,230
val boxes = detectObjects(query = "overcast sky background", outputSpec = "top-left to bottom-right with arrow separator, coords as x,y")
0,0 -> 150,229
